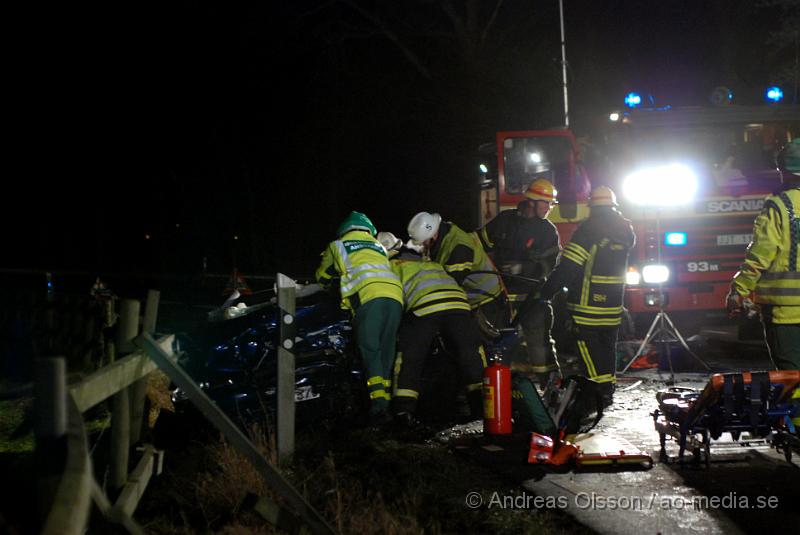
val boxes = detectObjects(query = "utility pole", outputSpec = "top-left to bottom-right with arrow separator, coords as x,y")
558,0 -> 570,127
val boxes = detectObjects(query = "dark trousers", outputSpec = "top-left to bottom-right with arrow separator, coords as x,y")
762,307 -> 800,370
393,310 -> 485,415
574,325 -> 618,391
515,299 -> 559,374
352,297 -> 403,414
761,307 -> 800,428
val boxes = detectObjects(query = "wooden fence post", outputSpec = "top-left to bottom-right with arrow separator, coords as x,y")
276,273 -> 296,464
35,356 -> 68,527
110,299 -> 139,492
129,290 -> 159,445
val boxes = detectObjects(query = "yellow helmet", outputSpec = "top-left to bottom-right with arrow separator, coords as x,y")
524,178 -> 558,203
588,186 -> 618,207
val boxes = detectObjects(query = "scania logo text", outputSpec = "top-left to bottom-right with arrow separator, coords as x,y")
703,199 -> 764,213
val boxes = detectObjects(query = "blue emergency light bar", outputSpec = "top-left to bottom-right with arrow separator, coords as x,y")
665,232 -> 687,246
766,86 -> 784,103
624,92 -> 642,108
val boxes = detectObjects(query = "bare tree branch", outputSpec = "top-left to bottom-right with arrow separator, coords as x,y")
339,0 -> 433,80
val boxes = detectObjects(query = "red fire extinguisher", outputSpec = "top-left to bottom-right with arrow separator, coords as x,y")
483,358 -> 512,435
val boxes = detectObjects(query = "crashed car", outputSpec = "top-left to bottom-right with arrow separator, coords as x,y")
171,281 -> 562,429
172,284 -> 369,426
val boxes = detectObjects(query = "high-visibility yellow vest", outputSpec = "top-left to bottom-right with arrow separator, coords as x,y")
391,258 -> 470,316
434,224 -> 502,308
315,230 -> 403,313
733,188 -> 800,322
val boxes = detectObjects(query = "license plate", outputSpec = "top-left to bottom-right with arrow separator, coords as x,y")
716,233 -> 752,246
294,385 -> 320,402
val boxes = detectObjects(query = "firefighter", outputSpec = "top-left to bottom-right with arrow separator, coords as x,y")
537,186 -> 636,407
316,212 -> 404,424
477,178 -> 562,383
726,139 -> 800,429
377,232 -> 485,426
407,211 -> 506,336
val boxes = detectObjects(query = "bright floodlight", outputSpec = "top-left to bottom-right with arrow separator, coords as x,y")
530,152 -> 542,163
609,112 -> 620,122
766,86 -> 784,103
624,92 -> 642,108
623,163 -> 698,206
479,163 -> 488,173
642,264 -> 669,284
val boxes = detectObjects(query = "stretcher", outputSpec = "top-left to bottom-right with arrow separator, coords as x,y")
527,431 -> 654,467
652,370 -> 800,466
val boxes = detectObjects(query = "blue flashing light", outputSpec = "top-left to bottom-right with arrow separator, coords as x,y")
624,92 -> 642,108
665,232 -> 687,246
766,86 -> 784,103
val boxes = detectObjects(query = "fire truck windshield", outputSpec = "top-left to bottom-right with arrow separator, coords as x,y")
502,135 -> 573,195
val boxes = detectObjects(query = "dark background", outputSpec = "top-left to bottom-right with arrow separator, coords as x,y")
9,1 -> 799,281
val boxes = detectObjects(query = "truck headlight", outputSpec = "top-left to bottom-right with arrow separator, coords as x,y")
626,267 -> 641,285
623,164 -> 698,206
642,264 -> 669,284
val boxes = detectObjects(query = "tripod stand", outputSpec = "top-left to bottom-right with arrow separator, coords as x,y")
619,304 -> 710,383
618,208 -> 710,382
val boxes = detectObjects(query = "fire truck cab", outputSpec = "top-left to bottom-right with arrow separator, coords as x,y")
479,96 -> 800,336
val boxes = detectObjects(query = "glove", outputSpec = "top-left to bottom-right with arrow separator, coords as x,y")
725,290 -> 744,315
725,289 -> 756,318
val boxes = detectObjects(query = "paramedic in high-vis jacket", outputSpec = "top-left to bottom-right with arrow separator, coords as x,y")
538,186 -> 635,407
727,139 -> 800,428
728,139 -> 800,370
316,211 -> 404,424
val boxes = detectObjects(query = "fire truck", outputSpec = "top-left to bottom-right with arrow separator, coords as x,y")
478,93 -> 800,335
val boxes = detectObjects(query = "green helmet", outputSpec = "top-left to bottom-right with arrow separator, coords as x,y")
337,211 -> 377,237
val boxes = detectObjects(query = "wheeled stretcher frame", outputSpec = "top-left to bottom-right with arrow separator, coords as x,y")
652,370 -> 800,466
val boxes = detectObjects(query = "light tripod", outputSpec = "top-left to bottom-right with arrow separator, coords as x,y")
618,209 -> 710,383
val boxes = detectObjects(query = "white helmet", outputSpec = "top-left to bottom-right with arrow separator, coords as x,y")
377,231 -> 403,257
408,212 -> 442,245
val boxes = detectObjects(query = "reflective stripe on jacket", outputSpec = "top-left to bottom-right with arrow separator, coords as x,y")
431,222 -> 503,308
315,230 -> 403,313
733,187 -> 800,322
391,258 -> 470,316
539,209 -> 635,327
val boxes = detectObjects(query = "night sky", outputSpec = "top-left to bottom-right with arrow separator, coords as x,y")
11,1 -> 797,281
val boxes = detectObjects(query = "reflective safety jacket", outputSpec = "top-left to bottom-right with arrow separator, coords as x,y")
539,208 -> 636,327
316,230 -> 403,314
391,255 -> 471,317
732,187 -> 800,323
428,222 -> 503,308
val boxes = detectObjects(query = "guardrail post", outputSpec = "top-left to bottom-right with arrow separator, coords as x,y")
129,290 -> 159,445
110,299 -> 139,492
35,356 -> 68,527
276,273 -> 296,463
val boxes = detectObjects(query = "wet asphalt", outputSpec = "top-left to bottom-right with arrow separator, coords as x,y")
443,338 -> 800,534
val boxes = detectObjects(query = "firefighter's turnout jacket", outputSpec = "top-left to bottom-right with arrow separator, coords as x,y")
540,208 -> 636,328
478,209 -> 561,281
539,207 -> 635,387
732,186 -> 800,324
428,222 -> 503,309
315,230 -> 403,313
